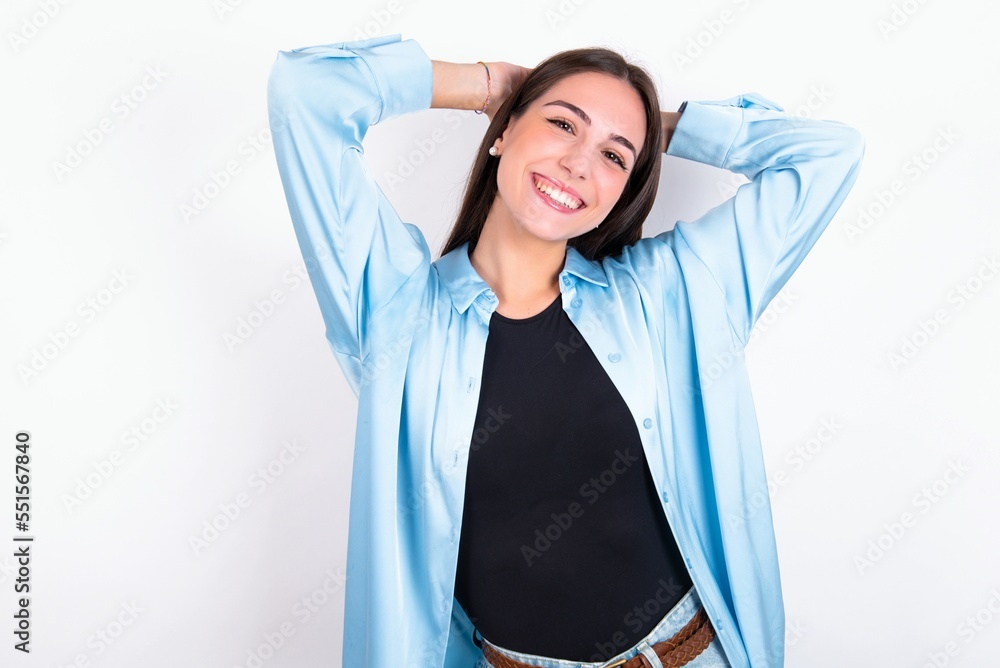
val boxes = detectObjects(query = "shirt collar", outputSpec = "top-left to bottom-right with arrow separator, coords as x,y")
434,240 -> 609,314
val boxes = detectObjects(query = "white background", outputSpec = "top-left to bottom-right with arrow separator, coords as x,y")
2,0 -> 998,666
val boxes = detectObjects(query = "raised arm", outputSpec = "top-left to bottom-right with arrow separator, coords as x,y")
267,34 -> 434,394
658,92 -> 865,347
267,33 -> 531,395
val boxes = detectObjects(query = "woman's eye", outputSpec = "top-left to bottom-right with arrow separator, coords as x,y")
549,118 -> 573,132
606,152 -> 625,168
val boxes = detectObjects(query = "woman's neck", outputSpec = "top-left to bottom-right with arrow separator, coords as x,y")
468,217 -> 566,315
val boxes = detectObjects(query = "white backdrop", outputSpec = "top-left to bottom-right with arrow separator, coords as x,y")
2,0 -> 998,666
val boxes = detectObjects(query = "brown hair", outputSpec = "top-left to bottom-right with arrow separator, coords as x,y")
439,46 -> 663,263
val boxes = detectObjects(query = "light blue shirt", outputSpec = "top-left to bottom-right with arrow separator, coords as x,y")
267,33 -> 864,668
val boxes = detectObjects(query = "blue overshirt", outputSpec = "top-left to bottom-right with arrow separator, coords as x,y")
267,33 -> 865,668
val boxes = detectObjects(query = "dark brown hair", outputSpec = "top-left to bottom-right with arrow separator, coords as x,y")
439,46 -> 663,263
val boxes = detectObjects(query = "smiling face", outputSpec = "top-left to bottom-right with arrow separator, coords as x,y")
488,71 -> 648,243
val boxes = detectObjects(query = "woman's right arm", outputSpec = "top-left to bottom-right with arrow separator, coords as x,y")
267,34 -> 436,391
268,34 -> 525,393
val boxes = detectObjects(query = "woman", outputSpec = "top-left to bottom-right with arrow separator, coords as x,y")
267,33 -> 864,668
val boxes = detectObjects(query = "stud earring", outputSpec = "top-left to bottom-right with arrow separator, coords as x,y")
488,146 -> 498,156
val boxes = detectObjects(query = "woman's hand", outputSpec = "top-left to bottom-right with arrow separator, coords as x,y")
482,61 -> 532,122
660,111 -> 682,153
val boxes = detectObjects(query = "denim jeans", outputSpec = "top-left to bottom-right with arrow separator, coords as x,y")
475,585 -> 732,668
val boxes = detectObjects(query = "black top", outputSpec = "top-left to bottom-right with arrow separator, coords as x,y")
453,292 -> 693,663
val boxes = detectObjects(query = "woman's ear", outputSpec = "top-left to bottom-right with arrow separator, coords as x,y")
497,113 -> 520,145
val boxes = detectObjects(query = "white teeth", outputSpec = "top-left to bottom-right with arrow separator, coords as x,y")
534,177 -> 582,210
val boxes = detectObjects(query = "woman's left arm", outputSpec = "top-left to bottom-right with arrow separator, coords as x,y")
658,92 -> 865,347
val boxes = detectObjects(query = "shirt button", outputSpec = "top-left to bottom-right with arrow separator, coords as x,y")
715,618 -> 723,630
608,352 -> 621,363
661,491 -> 669,503
571,298 -> 582,308
686,558 -> 693,568
643,417 -> 652,429
562,276 -> 572,286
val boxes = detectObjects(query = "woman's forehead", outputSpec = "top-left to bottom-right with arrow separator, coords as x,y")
534,73 -> 647,137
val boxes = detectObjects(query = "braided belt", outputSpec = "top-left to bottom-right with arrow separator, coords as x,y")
481,606 -> 716,668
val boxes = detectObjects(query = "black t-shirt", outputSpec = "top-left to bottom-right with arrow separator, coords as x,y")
453,292 -> 693,663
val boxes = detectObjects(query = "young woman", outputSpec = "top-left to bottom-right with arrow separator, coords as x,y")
267,33 -> 864,668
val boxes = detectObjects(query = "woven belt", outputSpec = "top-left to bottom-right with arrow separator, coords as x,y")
481,606 -> 716,668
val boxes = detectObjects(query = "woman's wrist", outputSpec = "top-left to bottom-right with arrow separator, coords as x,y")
661,111 -> 682,153
431,60 -> 492,112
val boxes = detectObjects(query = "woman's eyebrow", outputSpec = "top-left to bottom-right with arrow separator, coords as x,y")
542,99 -> 637,160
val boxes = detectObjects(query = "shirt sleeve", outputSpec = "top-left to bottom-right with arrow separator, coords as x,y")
660,92 -> 865,347
267,33 -> 432,370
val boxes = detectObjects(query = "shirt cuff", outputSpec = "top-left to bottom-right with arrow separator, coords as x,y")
336,33 -> 433,124
665,98 -> 743,168
665,92 -> 785,168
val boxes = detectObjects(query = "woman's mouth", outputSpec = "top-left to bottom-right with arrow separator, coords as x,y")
532,174 -> 585,212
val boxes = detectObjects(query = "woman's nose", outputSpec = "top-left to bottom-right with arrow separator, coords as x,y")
559,146 -> 589,179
